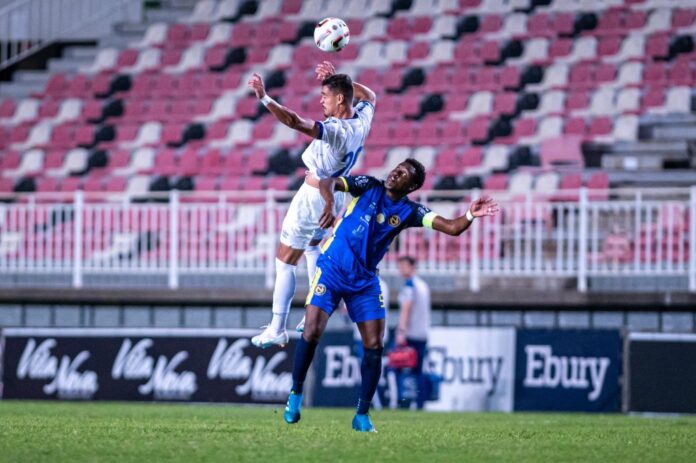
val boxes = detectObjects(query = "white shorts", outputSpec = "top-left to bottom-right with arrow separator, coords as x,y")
280,182 -> 345,250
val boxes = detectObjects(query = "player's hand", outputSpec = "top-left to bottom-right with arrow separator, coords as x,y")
469,196 -> 500,218
318,204 -> 335,229
247,73 -> 266,99
315,61 -> 336,80
396,332 -> 407,346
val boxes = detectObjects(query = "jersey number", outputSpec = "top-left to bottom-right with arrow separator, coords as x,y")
334,146 -> 363,177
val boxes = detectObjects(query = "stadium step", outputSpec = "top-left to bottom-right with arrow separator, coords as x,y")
0,81 -> 43,99
13,70 -> 51,85
99,34 -> 140,49
63,46 -> 99,61
145,8 -> 191,24
47,57 -> 94,73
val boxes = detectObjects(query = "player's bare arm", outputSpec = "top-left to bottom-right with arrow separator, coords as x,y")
317,177 -> 347,229
432,197 -> 500,236
316,61 -> 376,105
247,73 -> 320,138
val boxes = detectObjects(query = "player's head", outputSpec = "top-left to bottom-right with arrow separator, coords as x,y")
385,158 -> 426,195
321,74 -> 354,117
398,255 -> 417,278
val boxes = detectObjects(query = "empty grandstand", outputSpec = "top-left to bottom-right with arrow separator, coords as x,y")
0,0 -> 694,311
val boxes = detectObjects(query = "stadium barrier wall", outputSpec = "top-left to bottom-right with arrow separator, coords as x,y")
626,332 -> 696,414
311,331 -> 394,409
514,329 -> 622,412
312,328 -> 623,412
0,328 -> 297,403
312,327 -> 517,412
426,327 -> 516,412
1,327 -> 675,415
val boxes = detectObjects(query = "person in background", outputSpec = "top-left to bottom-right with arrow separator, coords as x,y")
396,255 -> 431,410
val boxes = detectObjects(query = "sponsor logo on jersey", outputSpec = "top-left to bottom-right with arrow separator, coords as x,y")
388,215 -> 401,227
314,284 -> 326,296
376,213 -> 385,224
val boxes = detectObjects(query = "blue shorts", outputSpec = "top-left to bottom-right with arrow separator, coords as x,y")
306,256 -> 386,323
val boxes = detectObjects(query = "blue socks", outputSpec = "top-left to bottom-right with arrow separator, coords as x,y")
357,347 -> 383,415
291,336 -> 318,394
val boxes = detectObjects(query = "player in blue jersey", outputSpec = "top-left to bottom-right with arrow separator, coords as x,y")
283,158 -> 499,432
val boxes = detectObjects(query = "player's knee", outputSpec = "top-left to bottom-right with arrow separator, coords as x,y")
302,328 -> 322,343
362,337 -> 383,350
302,320 -> 324,343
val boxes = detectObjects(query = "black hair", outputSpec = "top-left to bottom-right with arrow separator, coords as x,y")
403,158 -> 426,191
321,74 -> 354,104
398,255 -> 417,266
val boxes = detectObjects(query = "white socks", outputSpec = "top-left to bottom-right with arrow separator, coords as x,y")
270,258 -> 297,333
305,245 -> 320,282
269,247 -> 321,334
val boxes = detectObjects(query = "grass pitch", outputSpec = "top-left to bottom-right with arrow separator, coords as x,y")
1,401 -> 694,463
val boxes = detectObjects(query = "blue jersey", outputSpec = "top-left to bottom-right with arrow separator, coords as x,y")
320,175 -> 438,276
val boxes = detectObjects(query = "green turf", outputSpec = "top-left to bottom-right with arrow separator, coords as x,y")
0,401 -> 695,463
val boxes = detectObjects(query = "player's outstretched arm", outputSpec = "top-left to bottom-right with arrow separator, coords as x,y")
316,61 -> 376,105
317,177 -> 349,228
431,196 -> 499,236
247,73 -> 320,138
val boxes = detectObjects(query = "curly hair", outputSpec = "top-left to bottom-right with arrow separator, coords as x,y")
403,158 -> 426,191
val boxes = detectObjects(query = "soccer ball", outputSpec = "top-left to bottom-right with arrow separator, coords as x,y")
314,17 -> 350,52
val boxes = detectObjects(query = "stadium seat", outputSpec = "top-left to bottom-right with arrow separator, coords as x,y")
2,149 -> 44,178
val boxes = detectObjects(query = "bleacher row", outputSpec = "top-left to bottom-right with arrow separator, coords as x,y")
0,0 -> 695,201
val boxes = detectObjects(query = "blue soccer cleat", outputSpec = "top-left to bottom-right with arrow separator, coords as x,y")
352,413 -> 376,433
284,392 -> 303,424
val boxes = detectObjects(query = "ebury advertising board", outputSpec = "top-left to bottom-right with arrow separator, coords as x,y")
1,328 -> 296,403
425,327 -> 516,412
514,329 -> 622,412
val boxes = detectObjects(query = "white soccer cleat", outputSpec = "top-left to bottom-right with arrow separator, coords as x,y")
251,326 -> 289,349
296,317 -> 305,333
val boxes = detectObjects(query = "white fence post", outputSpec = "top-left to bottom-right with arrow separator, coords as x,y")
72,190 -> 83,288
690,186 -> 696,293
577,187 -> 588,292
265,190 -> 276,290
470,189 -> 480,293
168,190 -> 179,289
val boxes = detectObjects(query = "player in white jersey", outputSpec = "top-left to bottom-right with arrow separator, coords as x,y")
247,61 -> 377,348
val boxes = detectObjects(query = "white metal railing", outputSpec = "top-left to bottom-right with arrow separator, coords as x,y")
0,187 -> 695,293
0,0 -> 141,71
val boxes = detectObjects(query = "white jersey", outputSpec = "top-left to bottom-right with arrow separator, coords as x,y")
301,100 -> 374,179
280,100 -> 375,250
398,275 -> 431,341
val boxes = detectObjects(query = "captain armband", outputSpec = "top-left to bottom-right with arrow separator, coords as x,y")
423,211 -> 439,229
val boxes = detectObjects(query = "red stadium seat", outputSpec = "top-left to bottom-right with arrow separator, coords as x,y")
564,117 -> 587,136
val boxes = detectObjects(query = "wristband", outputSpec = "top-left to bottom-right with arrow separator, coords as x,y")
260,94 -> 274,107
466,209 -> 475,221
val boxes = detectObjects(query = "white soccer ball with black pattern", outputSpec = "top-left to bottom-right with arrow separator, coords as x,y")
314,17 -> 350,52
